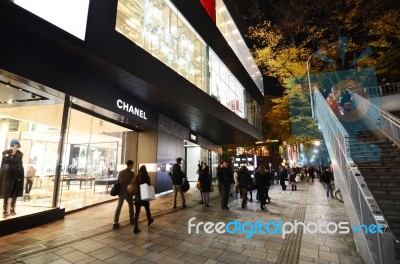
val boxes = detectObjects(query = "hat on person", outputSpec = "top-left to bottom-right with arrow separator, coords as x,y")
10,139 -> 21,148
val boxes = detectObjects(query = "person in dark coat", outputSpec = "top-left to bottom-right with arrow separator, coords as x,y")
255,165 -> 268,210
171,157 -> 186,209
321,167 -> 334,198
279,166 -> 288,191
113,160 -> 135,229
290,167 -> 298,191
198,165 -> 211,207
217,161 -> 234,210
1,139 -> 24,218
133,165 -> 154,234
237,166 -> 252,208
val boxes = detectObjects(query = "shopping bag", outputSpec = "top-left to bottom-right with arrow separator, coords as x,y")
295,175 -> 301,183
140,183 -> 155,201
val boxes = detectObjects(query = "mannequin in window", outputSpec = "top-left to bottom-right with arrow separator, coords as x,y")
1,139 -> 24,218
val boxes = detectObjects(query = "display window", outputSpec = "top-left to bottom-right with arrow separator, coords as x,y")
0,74 -> 137,221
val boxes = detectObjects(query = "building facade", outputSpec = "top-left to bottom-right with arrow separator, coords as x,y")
0,0 -> 264,233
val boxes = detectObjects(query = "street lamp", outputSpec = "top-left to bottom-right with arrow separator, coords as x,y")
307,51 -> 319,119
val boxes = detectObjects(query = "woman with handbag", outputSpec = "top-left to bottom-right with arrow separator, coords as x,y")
198,165 -> 212,207
112,160 -> 135,229
133,165 -> 154,234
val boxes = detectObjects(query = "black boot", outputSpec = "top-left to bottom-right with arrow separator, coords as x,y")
295,185 -> 297,191
133,227 -> 141,234
3,201 -> 8,218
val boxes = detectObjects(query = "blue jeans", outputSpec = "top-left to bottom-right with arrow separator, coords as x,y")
114,194 -> 134,223
325,183 -> 333,197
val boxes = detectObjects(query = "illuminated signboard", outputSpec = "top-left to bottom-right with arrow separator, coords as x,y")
189,131 -> 198,144
14,0 -> 90,40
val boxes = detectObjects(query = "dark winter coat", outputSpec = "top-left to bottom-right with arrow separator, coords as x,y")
255,172 -> 268,189
135,172 -> 151,203
237,170 -> 252,189
198,171 -> 211,192
321,170 -> 332,183
279,169 -> 288,185
171,163 -> 184,185
0,149 -> 24,199
217,167 -> 234,185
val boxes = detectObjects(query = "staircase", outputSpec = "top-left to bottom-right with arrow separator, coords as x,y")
340,118 -> 400,260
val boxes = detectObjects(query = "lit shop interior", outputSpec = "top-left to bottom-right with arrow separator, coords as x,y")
0,76 -> 135,220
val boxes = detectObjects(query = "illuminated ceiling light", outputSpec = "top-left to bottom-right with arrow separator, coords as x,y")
6,82 -> 10,87
8,99 -> 12,104
247,56 -> 252,59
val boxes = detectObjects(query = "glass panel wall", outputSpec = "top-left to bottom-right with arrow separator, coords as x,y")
116,0 -> 207,91
0,76 -> 138,220
59,108 -> 132,211
116,0 -> 262,127
0,79 -> 64,220
215,0 -> 264,94
209,49 -> 245,118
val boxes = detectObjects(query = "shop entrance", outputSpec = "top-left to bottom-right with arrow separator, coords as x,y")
184,140 -> 210,182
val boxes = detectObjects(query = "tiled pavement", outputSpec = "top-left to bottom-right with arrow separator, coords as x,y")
0,179 -> 365,264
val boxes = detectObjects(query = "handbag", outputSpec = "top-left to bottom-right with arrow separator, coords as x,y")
110,182 -> 120,196
127,180 -> 138,195
182,179 -> 190,193
196,181 -> 201,190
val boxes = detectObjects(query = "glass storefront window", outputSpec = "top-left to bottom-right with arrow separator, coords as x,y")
116,0 -> 207,91
1,74 -> 138,220
59,108 -> 132,211
1,78 -> 64,219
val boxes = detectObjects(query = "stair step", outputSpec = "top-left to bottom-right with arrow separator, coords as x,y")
356,161 -> 400,167
371,189 -> 400,196
357,167 -> 400,172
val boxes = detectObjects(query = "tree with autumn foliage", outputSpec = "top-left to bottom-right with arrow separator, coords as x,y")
242,0 -> 400,146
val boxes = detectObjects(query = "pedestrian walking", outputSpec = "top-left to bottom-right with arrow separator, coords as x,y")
217,161 -> 234,210
112,160 -> 135,229
237,166 -> 252,209
133,165 -> 154,234
171,157 -> 186,209
255,165 -> 268,210
198,165 -> 211,207
321,167 -> 334,198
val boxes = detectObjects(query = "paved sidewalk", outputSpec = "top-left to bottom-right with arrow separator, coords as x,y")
0,179 -> 364,264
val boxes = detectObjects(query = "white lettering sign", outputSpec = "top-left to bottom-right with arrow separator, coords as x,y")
117,99 -> 147,120
190,134 -> 197,141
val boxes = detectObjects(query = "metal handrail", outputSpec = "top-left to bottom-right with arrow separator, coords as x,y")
352,82 -> 400,97
313,87 -> 396,264
351,91 -> 400,148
